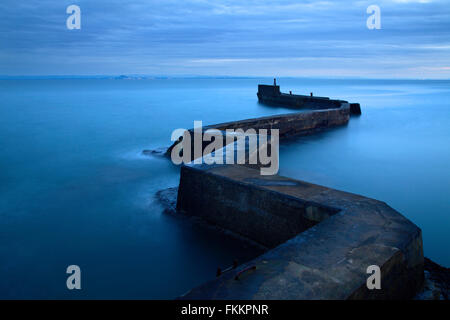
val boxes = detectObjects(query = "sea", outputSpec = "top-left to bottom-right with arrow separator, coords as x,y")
0,77 -> 449,298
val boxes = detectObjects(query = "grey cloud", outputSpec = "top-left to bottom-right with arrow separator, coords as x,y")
0,0 -> 449,78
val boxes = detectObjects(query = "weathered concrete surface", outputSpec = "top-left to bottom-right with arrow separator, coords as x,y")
205,104 -> 350,136
177,164 -> 424,299
177,165 -> 339,248
165,103 -> 351,160
157,87 -> 424,299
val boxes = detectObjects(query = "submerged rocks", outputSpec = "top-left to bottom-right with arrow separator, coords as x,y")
416,258 -> 450,300
155,187 -> 178,213
142,147 -> 167,157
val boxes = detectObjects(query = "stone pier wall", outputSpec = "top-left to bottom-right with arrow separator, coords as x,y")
177,165 -> 339,248
161,91 -> 424,299
176,164 -> 424,300
206,103 -> 350,138
166,102 -> 351,158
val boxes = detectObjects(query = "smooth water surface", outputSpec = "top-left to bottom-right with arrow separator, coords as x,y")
0,78 -> 449,298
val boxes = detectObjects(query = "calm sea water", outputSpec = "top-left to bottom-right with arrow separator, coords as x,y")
0,78 -> 449,298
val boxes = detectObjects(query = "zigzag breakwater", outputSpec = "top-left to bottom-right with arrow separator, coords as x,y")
157,85 -> 425,300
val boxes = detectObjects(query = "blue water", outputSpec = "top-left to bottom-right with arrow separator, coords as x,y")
0,78 -> 449,299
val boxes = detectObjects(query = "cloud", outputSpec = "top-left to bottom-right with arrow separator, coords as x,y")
0,0 -> 449,78
392,0 -> 432,3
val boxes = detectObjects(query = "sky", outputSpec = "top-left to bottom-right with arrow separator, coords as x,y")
0,0 -> 449,78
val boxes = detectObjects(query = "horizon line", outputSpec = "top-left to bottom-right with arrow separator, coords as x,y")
1,75 -> 450,81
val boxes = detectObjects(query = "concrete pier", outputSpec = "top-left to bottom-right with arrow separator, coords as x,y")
166,101 -> 352,160
177,164 -> 424,299
158,87 -> 424,299
257,83 -> 362,115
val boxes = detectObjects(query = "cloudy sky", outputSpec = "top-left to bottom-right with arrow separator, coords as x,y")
1,0 -> 449,78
